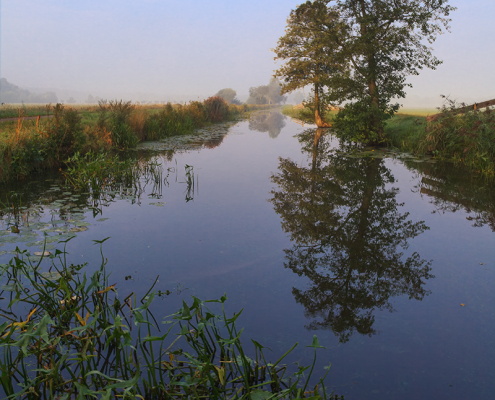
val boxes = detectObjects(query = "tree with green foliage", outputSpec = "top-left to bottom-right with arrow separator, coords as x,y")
273,1 -> 346,127
324,0 -> 456,144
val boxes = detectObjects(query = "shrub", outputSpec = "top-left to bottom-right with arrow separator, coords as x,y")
204,96 -> 230,122
419,98 -> 495,177
333,99 -> 398,145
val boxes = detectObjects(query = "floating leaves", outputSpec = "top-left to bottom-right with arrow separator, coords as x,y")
33,251 -> 51,256
70,227 -> 88,233
40,271 -> 61,281
149,202 -> 166,207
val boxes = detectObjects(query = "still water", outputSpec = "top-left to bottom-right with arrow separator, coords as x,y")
1,112 -> 494,399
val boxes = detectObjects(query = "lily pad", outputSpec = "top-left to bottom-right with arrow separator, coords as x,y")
34,251 -> 51,256
73,222 -> 90,227
37,244 -> 56,250
149,202 -> 166,207
1,283 -> 19,292
41,271 -> 61,281
26,241 -> 44,247
70,227 -> 88,233
97,218 -> 109,222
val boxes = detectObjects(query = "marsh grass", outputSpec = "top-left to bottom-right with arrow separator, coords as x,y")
0,100 -> 250,182
0,104 -> 53,119
62,152 -> 163,199
0,240 -> 336,399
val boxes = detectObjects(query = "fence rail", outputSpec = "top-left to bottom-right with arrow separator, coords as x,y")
426,98 -> 495,122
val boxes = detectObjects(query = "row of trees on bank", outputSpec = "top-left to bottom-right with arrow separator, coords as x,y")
273,0 -> 456,143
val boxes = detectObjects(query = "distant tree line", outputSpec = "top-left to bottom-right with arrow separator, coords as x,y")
246,78 -> 287,105
214,79 -> 287,107
0,78 -> 58,104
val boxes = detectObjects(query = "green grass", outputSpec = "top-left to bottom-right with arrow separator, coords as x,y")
385,107 -> 495,177
0,104 -> 54,119
0,240 -> 337,399
281,105 -> 337,124
385,114 -> 428,151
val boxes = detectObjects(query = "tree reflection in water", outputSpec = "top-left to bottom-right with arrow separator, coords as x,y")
249,111 -> 287,138
270,129 -> 433,342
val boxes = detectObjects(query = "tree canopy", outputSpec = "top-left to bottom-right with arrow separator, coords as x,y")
273,0 -> 346,127
274,0 -> 456,143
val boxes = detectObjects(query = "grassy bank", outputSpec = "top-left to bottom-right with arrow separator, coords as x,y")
386,106 -> 495,177
0,241 -> 336,399
283,103 -> 495,177
0,98 -> 256,182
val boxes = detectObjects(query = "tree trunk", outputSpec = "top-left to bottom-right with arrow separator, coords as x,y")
314,83 -> 331,128
368,67 -> 384,144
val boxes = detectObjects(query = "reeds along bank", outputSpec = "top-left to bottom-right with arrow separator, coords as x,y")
0,97 -> 247,182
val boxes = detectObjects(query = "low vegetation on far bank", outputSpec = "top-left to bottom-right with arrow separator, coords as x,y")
283,102 -> 495,178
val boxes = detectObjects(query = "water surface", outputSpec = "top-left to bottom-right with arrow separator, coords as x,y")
1,113 -> 494,399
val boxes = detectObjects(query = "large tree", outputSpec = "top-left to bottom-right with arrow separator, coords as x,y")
325,0 -> 456,144
273,1 -> 346,127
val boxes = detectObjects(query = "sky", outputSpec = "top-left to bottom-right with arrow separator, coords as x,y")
1,0 -> 494,106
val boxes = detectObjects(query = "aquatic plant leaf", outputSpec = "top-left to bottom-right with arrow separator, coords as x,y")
306,335 -> 325,349
1,283 -> 18,291
70,227 -> 88,232
40,271 -> 61,281
250,389 -> 272,400
97,218 -> 109,222
33,251 -> 51,256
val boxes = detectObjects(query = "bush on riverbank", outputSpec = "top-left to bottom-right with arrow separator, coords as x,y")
0,99 -> 252,182
0,242 -> 334,399
386,103 -> 495,177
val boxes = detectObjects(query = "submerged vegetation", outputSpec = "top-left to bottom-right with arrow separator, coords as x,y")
0,240 -> 336,399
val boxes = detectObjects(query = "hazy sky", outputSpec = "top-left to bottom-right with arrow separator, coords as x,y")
1,0 -> 494,105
